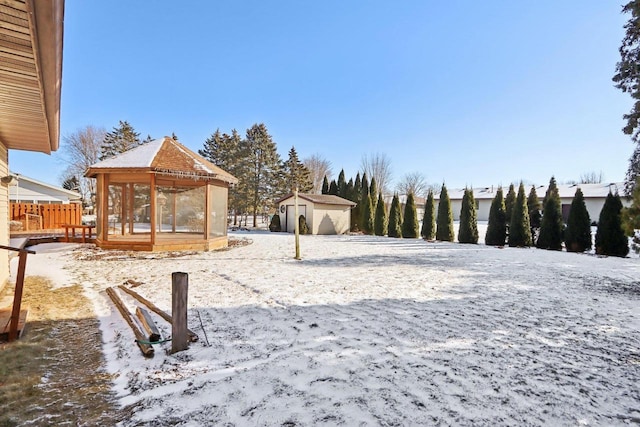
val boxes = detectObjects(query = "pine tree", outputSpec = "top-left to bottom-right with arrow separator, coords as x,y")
622,178 -> 640,252
402,192 -> 419,238
387,193 -> 402,238
321,176 -> 330,194
485,187 -> 507,246
527,186 -> 542,244
508,182 -> 532,247
436,184 -> 454,242
100,120 -> 141,160
374,192 -> 387,236
595,192 -> 629,257
329,180 -> 338,195
542,176 -> 558,211
421,190 -> 436,240
564,188 -> 592,252
282,146 -> 313,193
241,123 -> 282,227
458,188 -> 478,244
504,183 -> 516,231
199,128 -> 245,225
360,174 -> 374,234
351,173 -> 362,231
369,176 -> 378,214
337,169 -> 347,199
537,177 -> 564,250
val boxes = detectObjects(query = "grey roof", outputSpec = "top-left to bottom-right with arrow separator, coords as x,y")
437,183 -> 625,201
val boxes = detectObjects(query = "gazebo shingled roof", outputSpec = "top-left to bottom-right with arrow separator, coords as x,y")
86,137 -> 238,184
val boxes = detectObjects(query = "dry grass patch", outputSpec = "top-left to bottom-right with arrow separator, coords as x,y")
0,277 -> 124,426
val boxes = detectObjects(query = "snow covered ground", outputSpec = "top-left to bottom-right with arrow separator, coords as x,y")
16,230 -> 640,426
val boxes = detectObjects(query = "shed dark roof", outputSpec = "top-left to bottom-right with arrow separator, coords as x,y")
85,137 -> 238,184
276,193 -> 356,207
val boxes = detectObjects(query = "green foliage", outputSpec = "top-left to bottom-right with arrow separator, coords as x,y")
508,182 -> 532,247
269,214 -> 281,232
361,174 -> 374,234
485,187 -> 507,246
564,188 -> 592,252
369,177 -> 378,203
504,184 -> 516,231
625,144 -> 640,195
458,188 -> 478,244
242,123 -> 282,227
613,1 -> 640,144
361,193 -> 374,235
282,146 -> 313,193
337,169 -> 347,199
537,177 -> 564,250
595,193 -> 629,257
435,184 -> 454,242
421,190 -> 436,240
350,173 -> 362,231
622,178 -> 640,252
321,176 -> 329,194
387,194 -> 402,238
298,215 -> 309,235
402,193 -> 419,238
329,180 -> 338,195
199,129 -> 246,226
527,186 -> 542,244
542,176 -> 558,211
100,120 -> 141,160
374,192 -> 387,236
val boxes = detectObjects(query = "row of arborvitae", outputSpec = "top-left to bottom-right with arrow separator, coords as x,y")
420,178 -> 629,257
482,177 -> 629,257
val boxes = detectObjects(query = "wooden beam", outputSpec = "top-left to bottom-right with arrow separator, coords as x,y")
105,287 -> 154,357
135,306 -> 161,342
117,285 -> 198,342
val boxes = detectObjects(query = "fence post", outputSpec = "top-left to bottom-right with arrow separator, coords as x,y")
171,272 -> 189,353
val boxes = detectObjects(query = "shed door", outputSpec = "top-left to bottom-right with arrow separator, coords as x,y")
286,205 -> 306,233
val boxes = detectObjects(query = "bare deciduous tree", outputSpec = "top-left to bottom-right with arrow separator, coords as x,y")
303,153 -> 333,194
395,172 -> 430,198
60,125 -> 106,207
360,152 -> 392,194
580,170 -> 604,184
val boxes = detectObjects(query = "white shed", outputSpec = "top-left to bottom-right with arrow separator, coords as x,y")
275,194 -> 356,235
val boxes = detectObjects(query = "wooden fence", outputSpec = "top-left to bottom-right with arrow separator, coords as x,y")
10,203 -> 82,229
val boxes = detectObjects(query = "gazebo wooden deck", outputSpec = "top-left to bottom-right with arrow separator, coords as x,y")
85,137 -> 237,251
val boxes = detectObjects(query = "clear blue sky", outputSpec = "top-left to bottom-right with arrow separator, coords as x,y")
11,1 -> 634,190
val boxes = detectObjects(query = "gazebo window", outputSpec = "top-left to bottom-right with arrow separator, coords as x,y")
156,185 -> 205,236
209,185 -> 227,238
107,183 -> 151,242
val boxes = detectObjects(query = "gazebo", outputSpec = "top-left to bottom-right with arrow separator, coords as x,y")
85,136 -> 237,251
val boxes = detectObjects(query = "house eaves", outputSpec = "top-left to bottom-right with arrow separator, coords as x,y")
0,0 -> 64,154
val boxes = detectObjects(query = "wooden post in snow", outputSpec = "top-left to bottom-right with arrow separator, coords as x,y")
294,186 -> 301,260
171,272 -> 189,353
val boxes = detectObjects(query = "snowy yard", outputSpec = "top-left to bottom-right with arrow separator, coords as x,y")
17,231 -> 640,426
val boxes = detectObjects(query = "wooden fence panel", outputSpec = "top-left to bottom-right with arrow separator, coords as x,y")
10,203 -> 82,229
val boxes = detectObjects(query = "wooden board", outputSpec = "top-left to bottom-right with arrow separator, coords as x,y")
0,306 -> 27,340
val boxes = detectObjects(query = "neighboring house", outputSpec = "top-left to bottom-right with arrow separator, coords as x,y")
440,183 -> 629,223
276,194 -> 356,235
8,173 -> 81,204
0,0 -> 64,287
